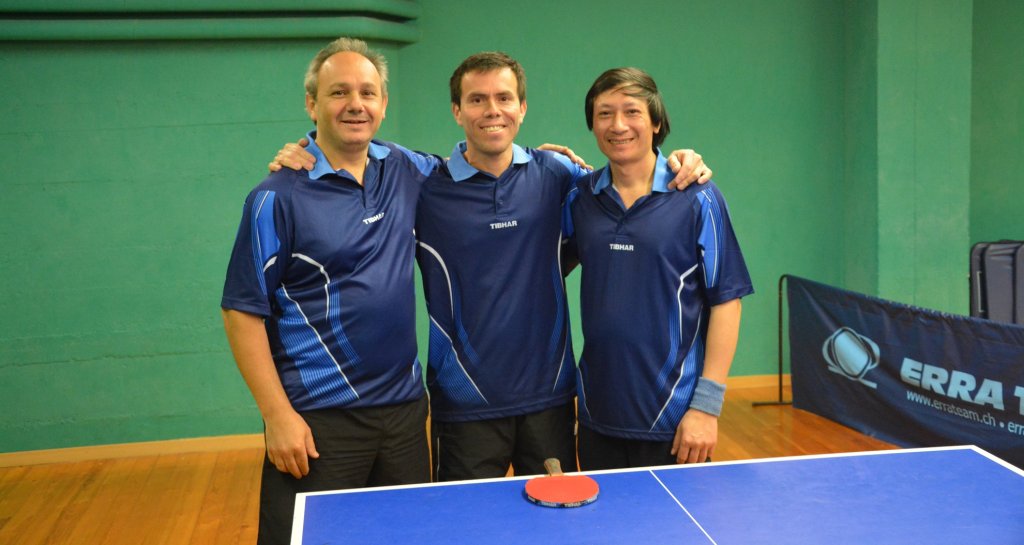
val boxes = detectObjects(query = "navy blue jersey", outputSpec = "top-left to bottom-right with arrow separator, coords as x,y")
222,135 -> 440,411
416,143 -> 588,421
565,151 -> 753,440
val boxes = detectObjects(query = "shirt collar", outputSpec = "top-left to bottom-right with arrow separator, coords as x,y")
305,130 -> 391,181
592,149 -> 672,195
447,141 -> 531,182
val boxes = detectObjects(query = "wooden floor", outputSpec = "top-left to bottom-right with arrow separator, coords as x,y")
0,386 -> 894,544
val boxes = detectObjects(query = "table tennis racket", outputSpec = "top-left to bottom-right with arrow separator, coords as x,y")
524,458 -> 599,508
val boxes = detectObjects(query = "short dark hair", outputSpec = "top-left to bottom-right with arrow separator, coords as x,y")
449,52 -> 526,105
584,67 -> 670,151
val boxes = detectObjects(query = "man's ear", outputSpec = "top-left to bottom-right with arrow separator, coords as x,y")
305,94 -> 317,124
452,102 -> 464,127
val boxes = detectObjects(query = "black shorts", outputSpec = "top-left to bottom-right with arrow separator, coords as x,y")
432,400 -> 576,481
257,396 -> 429,545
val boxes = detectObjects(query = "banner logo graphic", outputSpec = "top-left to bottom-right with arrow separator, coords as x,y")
822,327 -> 879,388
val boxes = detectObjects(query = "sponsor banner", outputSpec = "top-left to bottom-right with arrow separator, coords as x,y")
788,276 -> 1024,468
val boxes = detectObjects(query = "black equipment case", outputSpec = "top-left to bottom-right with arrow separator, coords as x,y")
970,240 -> 1024,325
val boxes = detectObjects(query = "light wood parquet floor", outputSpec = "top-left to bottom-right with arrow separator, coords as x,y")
0,386 -> 895,544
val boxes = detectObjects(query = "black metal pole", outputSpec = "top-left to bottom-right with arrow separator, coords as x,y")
753,274 -> 792,407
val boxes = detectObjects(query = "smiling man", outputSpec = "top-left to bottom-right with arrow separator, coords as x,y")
414,53 -> 584,481
450,58 -> 527,172
221,38 -> 444,545
302,51 -> 387,180
565,67 -> 753,471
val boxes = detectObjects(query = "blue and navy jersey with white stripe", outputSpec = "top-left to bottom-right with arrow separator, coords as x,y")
415,142 -> 587,422
564,150 -> 753,441
221,135 -> 441,411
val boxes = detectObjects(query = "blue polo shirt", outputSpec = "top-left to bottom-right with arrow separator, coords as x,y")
564,151 -> 753,441
415,142 -> 588,422
222,134 -> 441,411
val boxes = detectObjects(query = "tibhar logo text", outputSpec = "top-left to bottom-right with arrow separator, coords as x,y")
822,327 -> 879,388
609,243 -> 634,252
363,212 -> 385,225
490,220 -> 518,230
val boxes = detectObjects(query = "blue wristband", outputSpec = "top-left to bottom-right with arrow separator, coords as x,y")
690,377 -> 726,417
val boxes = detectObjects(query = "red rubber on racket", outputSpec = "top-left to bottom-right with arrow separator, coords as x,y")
524,458 -> 599,508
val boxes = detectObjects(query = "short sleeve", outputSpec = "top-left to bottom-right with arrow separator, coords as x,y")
695,183 -> 754,305
221,188 -> 285,317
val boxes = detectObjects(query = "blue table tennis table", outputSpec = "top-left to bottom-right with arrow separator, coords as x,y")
292,446 -> 1024,544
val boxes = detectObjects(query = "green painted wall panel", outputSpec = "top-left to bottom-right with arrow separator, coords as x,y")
0,38 -> 405,452
876,0 -> 972,313
876,0 -> 922,300
842,0 -> 879,295
971,0 -> 1024,245
1,353 -> 258,451
912,4 -> 972,314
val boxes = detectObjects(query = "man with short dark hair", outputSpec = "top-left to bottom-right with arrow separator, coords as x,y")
416,52 -> 583,481
565,67 -> 753,470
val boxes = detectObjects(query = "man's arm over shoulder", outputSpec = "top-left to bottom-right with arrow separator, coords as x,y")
384,140 -> 445,178
533,147 -> 593,201
665,149 -> 713,190
267,135 -> 443,177
269,137 -> 316,172
536,143 -> 594,171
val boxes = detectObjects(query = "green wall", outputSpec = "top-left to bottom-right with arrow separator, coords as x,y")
841,0 -> 880,295
875,0 -> 972,312
0,34 -> 407,451
0,0 -> 1020,453
972,0 -> 1024,244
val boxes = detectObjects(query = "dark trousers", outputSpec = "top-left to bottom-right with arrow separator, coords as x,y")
577,424 -> 677,471
432,401 -> 576,481
257,396 -> 429,545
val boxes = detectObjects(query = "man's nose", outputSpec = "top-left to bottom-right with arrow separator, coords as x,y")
610,112 -> 627,130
